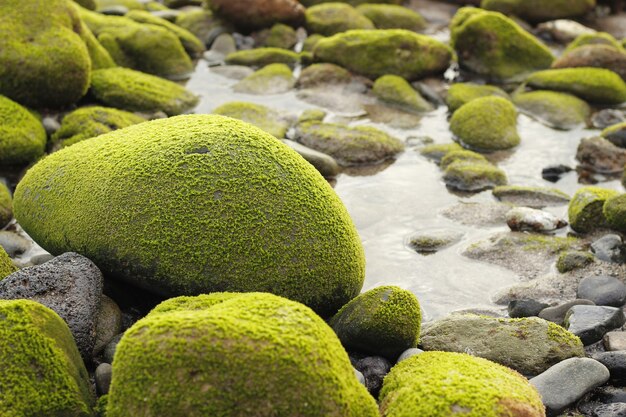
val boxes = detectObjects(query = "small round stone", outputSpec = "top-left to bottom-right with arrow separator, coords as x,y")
578,275 -> 626,307
96,363 -> 113,395
396,348 -> 423,363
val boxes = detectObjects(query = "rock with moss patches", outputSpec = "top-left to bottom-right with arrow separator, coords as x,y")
603,121 -> 626,147
450,96 -> 520,151
380,351 -> 545,417
306,3 -> 374,37
557,250 -> 595,273
0,247 -> 16,279
329,286 -> 421,360
175,10 -> 227,47
421,314 -> 584,375
603,194 -> 626,232
553,45 -> 626,81
445,83 -> 509,113
443,161 -> 507,192
513,90 -> 590,130
233,63 -> 295,94
14,115 -> 365,317
481,0 -> 596,22
303,34 -> 325,52
493,185 -> 570,208
566,32 -> 624,52
568,186 -> 620,233
89,67 -> 198,116
356,4 -> 426,31
314,29 -> 452,81
450,8 -> 554,81
439,150 -> 487,169
419,142 -> 463,163
526,68 -> 626,104
213,101 -> 291,138
373,75 -> 433,113
225,47 -> 300,68
264,23 -> 297,49
208,0 -> 305,30
0,183 -> 11,229
0,95 -> 47,166
294,120 -> 404,166
297,63 -> 352,88
52,106 -> 146,149
74,0 -> 96,9
0,299 -> 94,416
106,293 -> 378,416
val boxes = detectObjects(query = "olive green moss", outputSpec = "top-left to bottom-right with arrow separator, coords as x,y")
512,90 -> 590,130
95,0 -> 144,10
89,67 -> 199,116
297,63 -> 352,88
175,10 -> 227,47
568,186 -> 619,233
225,48 -> 300,68
450,8 -> 554,81
356,4 -> 426,31
0,299 -> 94,416
264,23 -> 298,49
298,109 -> 327,124
306,3 -> 375,37
329,286 -> 421,359
379,351 -> 545,417
301,0 -> 403,5
78,19 -> 116,70
52,106 -> 146,149
526,68 -> 626,104
419,142 -> 463,163
314,29 -> 452,80
450,96 -> 520,151
602,121 -> 626,139
443,161 -> 507,192
73,0 -> 96,10
0,0 -> 91,108
107,293 -> 378,416
212,101 -> 290,138
0,247 -> 16,279
0,182 -> 13,229
556,250 -> 594,273
372,75 -> 433,113
149,293 -> 240,315
440,150 -> 488,169
446,82 -> 509,113
94,396 -> 108,417
492,185 -> 570,207
303,34 -> 325,52
233,63 -> 295,95
565,32 -> 623,52
0,95 -> 47,166
603,193 -> 626,232
14,115 -> 365,318
481,0 -> 596,22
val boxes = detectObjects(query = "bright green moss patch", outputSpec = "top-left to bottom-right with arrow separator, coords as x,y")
568,186 -> 619,233
0,95 -> 46,166
373,75 -> 433,113
526,68 -> 626,104
356,4 -> 426,31
79,20 -> 116,70
481,0 -> 596,22
0,182 -> 13,229
419,142 -> 463,163
233,63 -> 295,95
213,101 -> 291,138
95,0 -> 144,10
446,82 -> 509,113
0,247 -> 16,279
556,250 -> 594,273
440,150 -> 488,169
305,3 -> 375,36
565,32 -> 623,52
225,48 -> 300,68
149,293 -> 240,315
603,193 -> 626,232
512,90 -> 590,130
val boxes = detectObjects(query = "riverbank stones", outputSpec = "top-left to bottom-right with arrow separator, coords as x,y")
592,351 -> 626,385
539,299 -> 596,325
591,234 -> 626,263
578,275 -> 626,307
508,299 -> 550,318
565,305 -> 626,345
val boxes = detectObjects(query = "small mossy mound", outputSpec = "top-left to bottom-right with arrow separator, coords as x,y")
603,193 -> 626,232
602,121 -> 626,147
212,101 -> 291,138
443,161 -> 507,192
373,75 -> 433,113
525,67 -> 626,104
225,47 -> 300,68
419,142 -> 463,163
565,32 -> 623,52
556,250 -> 594,273
481,0 -> 596,22
52,106 -> 146,149
380,351 -> 545,417
89,67 -> 199,116
440,150 -> 488,169
233,63 -> 295,95
0,299 -> 94,416
0,183 -> 12,229
297,63 -> 352,88
264,23 -> 298,49
329,286 -> 421,359
512,90 -> 590,130
450,96 -> 520,151
306,3 -> 375,36
356,4 -> 426,31
14,115 -> 365,317
0,247 -> 16,279
450,8 -> 554,81
106,293 -> 378,417
0,95 -> 47,166
568,186 -> 619,233
446,82 -> 509,113
314,29 -> 452,81
552,44 -> 626,82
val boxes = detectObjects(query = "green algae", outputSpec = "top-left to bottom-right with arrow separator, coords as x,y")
233,63 -> 295,95
440,150 -> 488,169
556,250 -> 594,273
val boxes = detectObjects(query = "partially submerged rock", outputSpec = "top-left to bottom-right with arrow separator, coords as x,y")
297,63 -> 353,88
513,90 -> 590,130
443,161 -> 508,192
305,3 -> 374,36
225,47 -> 300,67
419,142 -> 463,163
372,74 -> 433,113
506,207 -> 568,232
213,101 -> 291,138
445,82 -> 509,113
233,63 -> 295,94
492,185 -> 570,208
208,0 -> 305,30
407,229 -> 464,253
568,186 -> 620,233
0,95 -> 46,166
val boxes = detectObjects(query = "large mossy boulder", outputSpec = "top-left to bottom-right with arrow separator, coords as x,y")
568,187 -> 620,233
305,3 -> 375,36
356,4 -> 426,31
225,47 -> 300,68
512,90 -> 590,130
313,29 -> 452,81
213,101 -> 291,138
14,115 -> 365,317
0,0 -> 92,108
445,82 -> 509,113
450,8 -> 554,81
0,299 -> 94,416
380,352 -> 545,417
481,0 -> 596,22
0,247 -> 16,279
0,95 -> 47,166
106,293 -> 378,416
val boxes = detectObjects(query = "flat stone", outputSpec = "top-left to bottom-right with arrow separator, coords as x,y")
591,234 -> 626,263
578,275 -> 626,307
539,299 -> 596,326
604,331 -> 626,351
565,305 -> 626,345
406,229 -> 464,254
592,351 -> 626,385
508,299 -> 550,318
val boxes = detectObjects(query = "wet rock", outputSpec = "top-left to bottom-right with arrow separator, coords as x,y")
93,295 -> 123,355
513,90 -> 590,130
407,229 -> 464,254
213,101 -> 291,138
591,234 -> 626,263
281,140 -> 340,178
419,142 -> 463,163
30,253 -> 55,266
210,65 -> 254,80
297,63 -> 352,88
508,299 -> 550,318
372,75 -> 433,113
565,305 -> 626,345
364,104 -> 422,129
578,275 -> 626,307
262,23 -> 297,49
482,0 -> 595,22
208,0 -> 305,30
493,185 -> 570,208
204,33 -> 237,65
542,164 -> 573,182
103,333 -> 123,364
445,82 -> 509,113
553,44 -> 626,81
96,363 -> 113,395
225,47 -> 299,68
441,201 -> 514,226
233,63 -> 295,94
296,87 -> 368,116
568,186 -> 619,233
576,136 -> 626,174
592,109 -> 626,129
356,4 -> 426,32
506,207 -> 567,232
0,230 -> 30,257
557,250 -> 595,273
539,299 -> 596,326
352,356 -> 392,397
536,19 -> 597,44
396,348 -> 423,362
305,3 -> 374,36
443,161 -> 508,192
354,368 -> 365,386
604,331 -> 626,351
439,149 -> 487,169
593,351 -> 626,384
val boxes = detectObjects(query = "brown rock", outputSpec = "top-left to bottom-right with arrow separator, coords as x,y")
553,44 -> 626,81
209,0 -> 305,30
576,136 -> 626,174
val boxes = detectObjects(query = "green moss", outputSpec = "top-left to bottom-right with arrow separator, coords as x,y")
565,32 -> 623,52
303,34 -> 325,52
440,150 -> 488,169
212,101 -> 290,138
94,395 -> 108,417
380,351 -> 544,417
372,74 -> 433,113
480,0 -> 596,22
95,0 -> 144,10
90,67 -> 199,116
264,23 -> 298,49
446,82 -> 509,113
512,90 -> 590,130
78,19 -> 116,70
144,1 -> 169,11
602,121 -> 626,138
225,47 -> 300,68
0,246 -> 16,279
314,29 -> 452,80
568,186 -> 619,233
419,142 -> 463,163
603,193 -> 626,232
450,8 -> 554,81
0,299 -> 94,416
73,0 -> 96,10
298,109 -> 327,124
297,63 -> 352,88
450,96 -> 520,151
149,293 -> 240,315
492,185 -> 570,206
515,234 -> 579,253
0,95 -> 47,166
556,250 -> 594,273
546,320 -> 584,347
233,63 -> 295,94
52,106 -> 146,149
305,3 -> 375,36
443,160 -> 507,192
14,115 -> 365,317
107,293 -> 378,416
0,183 -> 12,229
356,4 -> 426,31
526,67 -> 626,104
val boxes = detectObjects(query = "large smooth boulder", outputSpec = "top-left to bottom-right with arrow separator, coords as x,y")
481,0 -> 596,23
208,0 -> 305,30
14,115 -> 365,317
0,95 -> 46,166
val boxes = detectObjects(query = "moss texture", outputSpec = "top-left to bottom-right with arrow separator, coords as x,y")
73,0 -> 96,9
440,149 -> 488,169
303,34 -> 325,52
297,63 -> 352,88
568,186 -> 619,233
481,0 -> 595,22
52,106 -> 146,149
450,96 -> 520,151
525,68 -> 626,104
443,161 -> 508,192
330,286 -> 421,359
149,293 -> 240,315
79,20 -> 116,70
373,75 -> 433,113
0,299 -> 94,416
0,247 -> 16,279
0,95 -> 47,166
89,67 -> 199,116
450,8 -> 554,81
419,143 -> 463,163
212,101 -> 290,138
95,0 -> 144,10
446,82 -> 509,113
603,193 -> 626,232
565,32 -> 623,52
264,23 -> 298,49
302,0 -> 403,5
0,0 -> 91,108
225,47 -> 300,68
314,29 -> 452,81
107,293 -> 378,417
356,4 -> 426,31
233,63 -> 295,95
14,115 -> 365,318
305,3 -> 375,36
512,90 -> 590,130
0,182 -> 13,229
556,250 -> 594,273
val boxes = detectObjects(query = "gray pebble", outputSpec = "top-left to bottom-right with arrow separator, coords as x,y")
103,333 -> 124,364
565,305 -> 626,345
538,299 -> 595,326
396,348 -> 423,363
508,299 -> 550,318
604,331 -> 626,351
0,231 -> 30,257
591,234 -> 626,263
93,295 -> 123,356
354,368 -> 365,386
578,275 -> 626,307
95,363 -> 113,395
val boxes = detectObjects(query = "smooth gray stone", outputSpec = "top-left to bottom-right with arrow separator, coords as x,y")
397,348 -> 423,363
539,299 -> 595,326
282,139 -> 340,178
592,351 -> 626,384
93,295 -> 123,355
578,275 -> 626,307
604,331 -> 626,351
354,368 -> 365,386
508,299 -> 550,318
103,333 -> 124,364
95,363 -> 113,395
591,234 -> 626,263
565,305 -> 626,345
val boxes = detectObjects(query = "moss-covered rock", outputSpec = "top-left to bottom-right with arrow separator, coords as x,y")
450,96 -> 520,151
602,121 -> 626,147
79,20 -> 116,70
297,63 -> 352,88
303,34 -> 325,53
0,183 -> 12,229
525,68 -> 626,104
356,4 -> 426,31
0,299 -> 94,416
302,0 -> 403,5
264,23 -> 298,49
603,193 -> 626,232
492,185 -> 570,208
512,90 -> 590,130
0,95 -> 47,166
314,29 -> 452,81
0,0 -> 92,108
106,293 -> 378,416
175,9 -> 227,47
552,45 -> 626,81
481,0 -> 596,22
443,161 -> 507,192
233,63 -> 295,94
89,67 -> 198,116
0,247 -> 16,279
52,106 -> 146,149
298,109 -> 327,124
373,75 -> 433,113
440,149 -> 488,169
568,186 -> 619,233
74,0 -> 97,9
95,0 -> 144,10
445,82 -> 509,113
556,250 -> 594,273
208,0 -> 305,30
565,32 -> 623,52
419,142 -> 464,163
380,351 -> 545,417
14,115 -> 365,317
329,286 -> 421,359
306,3 -> 375,36
450,8 -> 554,81
213,101 -> 291,138
225,47 -> 300,68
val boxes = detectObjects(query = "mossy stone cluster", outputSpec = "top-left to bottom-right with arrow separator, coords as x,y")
445,82 -> 509,113
481,0 -> 596,22
356,4 -> 426,31
568,186 -> 619,233
107,293 -> 378,417
225,47 -> 300,67
0,247 -> 16,279
512,90 -> 590,130
602,193 -> 626,232
380,352 -> 545,417
213,101 -> 291,138
0,182 -> 13,229
305,3 -> 375,36
0,299 -> 94,416
0,95 -> 47,166
313,29 -> 452,81
329,285 -> 421,359
14,115 -> 365,317
373,75 -> 433,113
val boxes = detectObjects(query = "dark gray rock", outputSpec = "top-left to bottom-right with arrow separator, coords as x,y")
604,331 -> 626,351
593,402 -> 626,417
591,234 -> 626,263
103,333 -> 124,364
353,356 -> 392,398
0,253 -> 104,359
593,351 -> 626,385
508,299 -> 550,318
95,363 -> 113,396
93,295 -> 123,355
539,299 -> 596,326
541,164 -> 573,182
565,305 -> 626,345
578,275 -> 626,307
396,348 -> 423,363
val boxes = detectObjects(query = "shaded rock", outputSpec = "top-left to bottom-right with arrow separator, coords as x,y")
0,183 -> 11,228
604,331 -> 626,351
591,234 -> 626,263
175,10 -> 227,47
542,164 -> 573,182
96,363 -> 113,395
506,207 -> 567,232
233,63 -> 295,94
592,351 -> 626,384
297,63 -> 352,88
305,3 -> 374,36
568,186 -> 619,233
481,0 -> 596,22
493,185 -> 570,208
602,121 -> 626,148
356,4 -> 426,31
557,250 -> 595,273
225,47 -> 300,68
578,275 -> 626,307
508,299 -> 550,318
593,109 -> 626,130
407,229 -> 463,253
0,231 -> 30,257
576,136 -> 626,174
565,305 -> 626,345
208,0 -> 305,30
396,348 -> 423,362
553,44 -> 626,81
93,295 -> 122,355
539,299 -> 596,326
103,333 -> 123,364
513,90 -> 590,130
443,161 -> 507,192
445,82 -> 509,113
212,101 -> 291,138
281,139 -> 340,178
593,403 -> 626,417
352,356 -> 391,397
